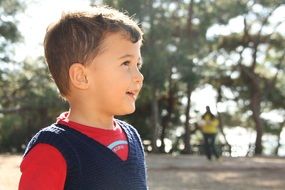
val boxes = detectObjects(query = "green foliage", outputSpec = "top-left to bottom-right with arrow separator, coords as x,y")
0,0 -> 65,152
0,59 -> 67,152
0,0 -> 23,56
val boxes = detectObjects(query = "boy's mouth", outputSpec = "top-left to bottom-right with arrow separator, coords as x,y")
126,90 -> 138,100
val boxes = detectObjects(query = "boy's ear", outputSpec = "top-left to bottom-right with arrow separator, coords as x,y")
69,63 -> 89,90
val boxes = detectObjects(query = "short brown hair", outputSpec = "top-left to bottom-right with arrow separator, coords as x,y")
44,6 -> 143,97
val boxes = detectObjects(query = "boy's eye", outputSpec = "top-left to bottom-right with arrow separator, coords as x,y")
121,61 -> 130,67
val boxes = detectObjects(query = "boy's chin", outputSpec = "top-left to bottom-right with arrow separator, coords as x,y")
116,107 -> 136,116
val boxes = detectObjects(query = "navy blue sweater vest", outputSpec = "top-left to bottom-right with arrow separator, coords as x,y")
24,120 -> 148,190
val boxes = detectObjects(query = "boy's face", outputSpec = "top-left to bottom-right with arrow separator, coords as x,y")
85,32 -> 143,116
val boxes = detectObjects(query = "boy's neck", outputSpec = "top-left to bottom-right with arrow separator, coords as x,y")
67,108 -> 115,130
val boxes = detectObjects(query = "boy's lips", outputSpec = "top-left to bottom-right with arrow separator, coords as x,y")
126,89 -> 139,100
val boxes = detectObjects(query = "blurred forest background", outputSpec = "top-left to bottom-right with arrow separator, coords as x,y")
0,0 -> 284,157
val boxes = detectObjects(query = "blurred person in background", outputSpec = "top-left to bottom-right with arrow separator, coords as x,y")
199,106 -> 220,161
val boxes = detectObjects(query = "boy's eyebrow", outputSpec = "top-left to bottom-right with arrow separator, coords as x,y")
119,54 -> 142,62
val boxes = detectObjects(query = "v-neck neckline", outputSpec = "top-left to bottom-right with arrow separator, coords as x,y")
55,121 -> 132,162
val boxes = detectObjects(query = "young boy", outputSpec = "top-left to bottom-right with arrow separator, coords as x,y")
19,6 -> 147,190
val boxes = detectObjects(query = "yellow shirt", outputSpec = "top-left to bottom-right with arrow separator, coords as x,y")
201,114 -> 219,134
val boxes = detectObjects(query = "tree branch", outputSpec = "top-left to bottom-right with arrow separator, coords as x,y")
251,3 -> 281,70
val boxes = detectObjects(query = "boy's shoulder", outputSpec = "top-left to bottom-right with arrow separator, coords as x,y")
39,124 -> 66,133
24,124 -> 72,156
29,124 -> 69,142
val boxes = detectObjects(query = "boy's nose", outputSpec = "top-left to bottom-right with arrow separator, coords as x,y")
133,68 -> 144,84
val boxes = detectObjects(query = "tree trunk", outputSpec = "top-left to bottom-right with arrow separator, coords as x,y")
250,84 -> 263,155
159,120 -> 167,153
239,65 -> 263,155
159,65 -> 174,153
250,42 -> 263,155
183,83 -> 192,154
151,89 -> 160,153
239,42 -> 264,155
180,0 -> 195,154
274,121 -> 284,155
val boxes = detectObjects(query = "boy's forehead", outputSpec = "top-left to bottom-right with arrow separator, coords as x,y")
98,32 -> 141,55
103,32 -> 141,45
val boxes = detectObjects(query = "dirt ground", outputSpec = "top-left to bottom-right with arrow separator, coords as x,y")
1,154 -> 285,190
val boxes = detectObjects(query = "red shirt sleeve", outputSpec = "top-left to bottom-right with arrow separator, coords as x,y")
19,143 -> 67,190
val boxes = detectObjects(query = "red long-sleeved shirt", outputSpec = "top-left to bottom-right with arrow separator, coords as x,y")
19,113 -> 128,190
